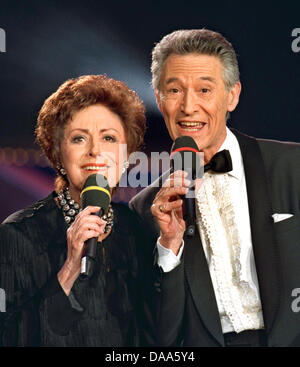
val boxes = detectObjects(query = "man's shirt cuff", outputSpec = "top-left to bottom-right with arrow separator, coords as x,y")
156,238 -> 184,272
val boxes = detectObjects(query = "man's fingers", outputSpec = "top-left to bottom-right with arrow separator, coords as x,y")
163,199 -> 183,212
161,170 -> 191,187
194,178 -> 203,193
151,198 -> 183,215
172,170 -> 189,178
156,185 -> 188,200
163,177 -> 191,188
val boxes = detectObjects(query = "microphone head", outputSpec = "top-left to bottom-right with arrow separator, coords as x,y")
171,136 -> 199,152
80,174 -> 111,214
170,136 -> 201,179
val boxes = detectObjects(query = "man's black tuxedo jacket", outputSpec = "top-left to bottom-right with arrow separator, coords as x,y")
129,129 -> 300,347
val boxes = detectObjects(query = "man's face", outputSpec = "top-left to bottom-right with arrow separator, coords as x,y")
155,53 -> 241,162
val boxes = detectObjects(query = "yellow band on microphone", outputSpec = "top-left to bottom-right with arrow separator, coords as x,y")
80,186 -> 111,200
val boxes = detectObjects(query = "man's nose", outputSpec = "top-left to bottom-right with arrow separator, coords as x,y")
181,90 -> 200,115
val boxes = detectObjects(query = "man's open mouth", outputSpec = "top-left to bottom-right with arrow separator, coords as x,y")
178,121 -> 206,131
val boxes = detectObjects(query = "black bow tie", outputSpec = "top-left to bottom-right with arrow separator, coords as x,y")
204,149 -> 233,173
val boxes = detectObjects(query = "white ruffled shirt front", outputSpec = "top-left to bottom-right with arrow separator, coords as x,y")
157,128 -> 264,333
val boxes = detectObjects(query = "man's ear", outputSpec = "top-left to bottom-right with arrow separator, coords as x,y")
227,81 -> 242,112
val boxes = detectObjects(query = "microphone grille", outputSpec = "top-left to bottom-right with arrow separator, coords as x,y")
171,136 -> 199,152
80,174 -> 111,212
170,136 -> 201,179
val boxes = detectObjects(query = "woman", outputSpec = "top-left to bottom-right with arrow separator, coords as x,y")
0,75 -> 150,346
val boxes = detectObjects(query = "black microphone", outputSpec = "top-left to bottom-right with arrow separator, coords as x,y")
170,136 -> 201,237
80,173 -> 111,278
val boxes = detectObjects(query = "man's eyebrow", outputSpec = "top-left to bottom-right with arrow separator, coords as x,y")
198,76 -> 216,83
165,76 -> 217,84
165,77 -> 180,85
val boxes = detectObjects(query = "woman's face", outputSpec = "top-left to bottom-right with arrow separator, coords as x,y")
60,104 -> 127,203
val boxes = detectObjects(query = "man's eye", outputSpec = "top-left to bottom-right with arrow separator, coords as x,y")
201,88 -> 210,93
168,88 -> 180,94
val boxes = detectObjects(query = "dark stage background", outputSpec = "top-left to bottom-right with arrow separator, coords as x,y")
0,0 -> 300,221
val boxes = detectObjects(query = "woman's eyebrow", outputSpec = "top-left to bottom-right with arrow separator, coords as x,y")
69,128 -> 119,133
69,128 -> 89,134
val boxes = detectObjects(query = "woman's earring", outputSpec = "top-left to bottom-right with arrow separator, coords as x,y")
60,167 -> 67,176
122,161 -> 129,174
57,164 -> 67,176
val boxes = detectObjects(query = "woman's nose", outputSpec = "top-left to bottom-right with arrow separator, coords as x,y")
89,137 -> 102,157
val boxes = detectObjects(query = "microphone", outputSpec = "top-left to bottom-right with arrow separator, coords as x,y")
170,136 -> 201,237
80,173 -> 111,278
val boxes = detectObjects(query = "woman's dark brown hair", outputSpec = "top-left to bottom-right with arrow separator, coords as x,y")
35,75 -> 146,191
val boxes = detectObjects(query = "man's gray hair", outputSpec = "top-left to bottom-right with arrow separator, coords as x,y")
151,29 -> 240,91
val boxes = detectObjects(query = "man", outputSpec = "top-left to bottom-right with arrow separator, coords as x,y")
130,29 -> 300,347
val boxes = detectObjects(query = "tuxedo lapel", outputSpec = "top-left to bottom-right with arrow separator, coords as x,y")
184,230 -> 224,346
232,129 -> 280,335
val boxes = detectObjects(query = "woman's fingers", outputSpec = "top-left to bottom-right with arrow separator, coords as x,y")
76,229 -> 103,244
66,205 -> 107,254
73,206 -> 106,227
59,207 -> 108,294
78,221 -> 106,237
80,205 -> 102,215
68,221 -> 106,245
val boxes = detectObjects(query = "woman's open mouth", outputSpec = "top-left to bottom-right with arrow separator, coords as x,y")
81,163 -> 109,172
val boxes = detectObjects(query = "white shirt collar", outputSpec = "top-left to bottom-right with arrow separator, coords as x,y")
217,127 -> 243,180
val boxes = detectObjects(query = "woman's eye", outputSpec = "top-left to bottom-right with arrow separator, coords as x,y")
71,135 -> 85,143
103,135 -> 117,143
